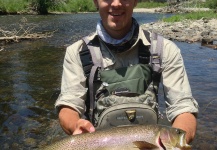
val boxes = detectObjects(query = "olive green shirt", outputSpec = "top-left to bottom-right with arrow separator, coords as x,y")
55,26 -> 199,122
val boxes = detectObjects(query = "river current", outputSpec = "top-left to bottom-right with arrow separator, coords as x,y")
0,13 -> 216,149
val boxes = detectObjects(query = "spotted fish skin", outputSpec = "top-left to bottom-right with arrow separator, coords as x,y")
43,124 -> 192,150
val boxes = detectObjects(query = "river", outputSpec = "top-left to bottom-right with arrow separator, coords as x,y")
0,13 -> 216,150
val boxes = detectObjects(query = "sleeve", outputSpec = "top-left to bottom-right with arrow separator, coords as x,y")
161,39 -> 199,122
55,40 -> 88,116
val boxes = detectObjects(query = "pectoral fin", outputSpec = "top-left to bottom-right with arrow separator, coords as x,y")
133,141 -> 158,149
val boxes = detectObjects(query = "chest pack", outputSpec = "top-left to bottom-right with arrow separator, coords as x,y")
80,31 -> 163,129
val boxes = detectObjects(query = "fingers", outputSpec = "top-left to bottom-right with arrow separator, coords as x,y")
73,128 -> 83,135
73,119 -> 95,135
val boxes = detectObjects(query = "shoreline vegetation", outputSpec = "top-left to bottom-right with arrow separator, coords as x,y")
0,0 -> 216,22
0,0 -> 217,49
0,0 -> 215,15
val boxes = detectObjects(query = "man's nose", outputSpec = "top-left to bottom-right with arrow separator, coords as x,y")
111,0 -> 122,7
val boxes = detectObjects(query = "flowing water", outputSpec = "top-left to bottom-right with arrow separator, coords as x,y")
0,13 -> 216,150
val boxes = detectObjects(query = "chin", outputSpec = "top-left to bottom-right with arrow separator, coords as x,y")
109,22 -> 124,30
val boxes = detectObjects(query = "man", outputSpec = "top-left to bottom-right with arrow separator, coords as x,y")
55,0 -> 198,144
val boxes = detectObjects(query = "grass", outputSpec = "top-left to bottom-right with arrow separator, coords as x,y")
0,0 -> 28,13
163,10 -> 217,22
136,2 -> 167,8
49,0 -> 96,13
0,0 -> 97,14
192,0 -> 217,9
0,0 -> 216,20
0,1 -> 167,14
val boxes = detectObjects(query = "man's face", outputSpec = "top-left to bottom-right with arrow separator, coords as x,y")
94,0 -> 137,38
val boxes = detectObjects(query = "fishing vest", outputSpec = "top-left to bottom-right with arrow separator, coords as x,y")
80,31 -> 163,129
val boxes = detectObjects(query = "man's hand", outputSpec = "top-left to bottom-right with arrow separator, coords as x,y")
73,119 -> 95,135
172,112 -> 197,144
58,106 -> 95,135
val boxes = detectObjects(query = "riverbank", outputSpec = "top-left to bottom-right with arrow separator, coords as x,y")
142,18 -> 217,46
134,7 -> 217,49
1,7 -> 216,50
133,7 -> 210,13
133,8 -> 160,13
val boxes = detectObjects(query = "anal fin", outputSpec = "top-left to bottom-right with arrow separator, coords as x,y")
133,141 -> 158,149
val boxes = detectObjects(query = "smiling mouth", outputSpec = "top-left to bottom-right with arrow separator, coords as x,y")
109,12 -> 123,16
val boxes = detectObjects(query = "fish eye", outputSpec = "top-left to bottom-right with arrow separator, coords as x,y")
176,129 -> 182,135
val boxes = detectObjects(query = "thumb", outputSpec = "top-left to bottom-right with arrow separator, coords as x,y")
89,126 -> 95,133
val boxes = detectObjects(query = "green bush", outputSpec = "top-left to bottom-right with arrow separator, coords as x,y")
0,0 -> 97,14
206,0 -> 217,9
29,0 -> 68,14
70,0 -> 96,12
30,0 -> 50,14
35,0 -> 96,13
0,1 -> 5,12
136,2 -> 167,8
0,0 -> 28,13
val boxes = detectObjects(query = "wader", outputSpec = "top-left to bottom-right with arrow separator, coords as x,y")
80,31 -> 164,129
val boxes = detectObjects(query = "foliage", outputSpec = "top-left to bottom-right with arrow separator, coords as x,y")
136,2 -> 167,8
49,0 -> 96,13
163,10 -> 217,22
0,0 -> 216,14
0,0 -> 96,14
30,0 -> 47,14
69,0 -> 96,12
205,0 -> 217,9
30,0 -> 65,14
0,0 -> 28,13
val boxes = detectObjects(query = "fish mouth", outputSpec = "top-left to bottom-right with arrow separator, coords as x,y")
157,137 -> 166,150
156,132 -> 166,150
157,131 -> 192,150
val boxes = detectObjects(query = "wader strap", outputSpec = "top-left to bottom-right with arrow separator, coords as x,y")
138,30 -> 152,64
82,36 -> 103,123
150,32 -> 163,78
144,31 -> 164,119
88,66 -> 98,122
143,31 -> 163,81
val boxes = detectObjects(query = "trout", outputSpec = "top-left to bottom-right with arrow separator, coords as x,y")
44,124 -> 191,150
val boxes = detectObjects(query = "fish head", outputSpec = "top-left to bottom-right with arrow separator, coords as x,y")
158,127 -> 192,150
